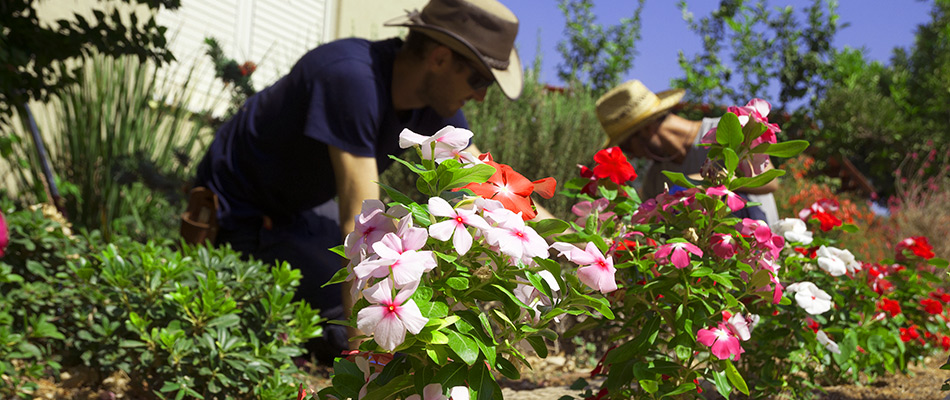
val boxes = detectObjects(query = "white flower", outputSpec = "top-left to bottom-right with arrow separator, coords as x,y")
815,245 -> 861,276
816,330 -> 841,354
785,281 -> 833,315
770,218 -> 813,245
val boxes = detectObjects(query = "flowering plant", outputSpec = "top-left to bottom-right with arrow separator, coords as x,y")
316,126 -> 615,400
561,99 -> 949,399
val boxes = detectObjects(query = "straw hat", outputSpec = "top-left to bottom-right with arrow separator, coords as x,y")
596,80 -> 685,148
386,0 -> 523,100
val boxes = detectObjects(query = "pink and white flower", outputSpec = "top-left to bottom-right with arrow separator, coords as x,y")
553,242 -> 618,293
697,323 -> 745,361
785,281 -> 833,315
399,126 -> 475,163
654,242 -> 704,269
571,198 -> 615,228
484,215 -> 549,263
357,279 -> 428,351
353,230 -> 436,287
428,197 -> 490,256
816,330 -> 841,354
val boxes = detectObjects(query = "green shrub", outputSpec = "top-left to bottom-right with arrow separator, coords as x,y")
0,202 -> 322,399
380,71 -> 604,220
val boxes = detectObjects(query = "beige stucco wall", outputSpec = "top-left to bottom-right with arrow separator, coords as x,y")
332,0 -> 427,40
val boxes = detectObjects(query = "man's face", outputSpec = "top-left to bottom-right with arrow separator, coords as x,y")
421,50 -> 492,118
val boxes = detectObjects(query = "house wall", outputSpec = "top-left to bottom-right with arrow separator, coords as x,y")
333,0 -> 427,40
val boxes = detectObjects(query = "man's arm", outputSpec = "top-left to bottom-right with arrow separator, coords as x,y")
328,144 -> 380,349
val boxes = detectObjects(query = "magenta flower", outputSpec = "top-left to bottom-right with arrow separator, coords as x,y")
427,197 -> 490,256
738,218 -> 772,244
0,210 -> 7,258
357,279 -> 428,351
697,323 -> 745,361
706,185 -> 746,212
710,233 -> 737,259
654,242 -> 703,269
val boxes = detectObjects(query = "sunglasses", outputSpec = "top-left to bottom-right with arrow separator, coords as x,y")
455,53 -> 494,90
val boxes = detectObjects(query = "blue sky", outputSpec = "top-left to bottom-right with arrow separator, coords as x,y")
504,1 -> 934,96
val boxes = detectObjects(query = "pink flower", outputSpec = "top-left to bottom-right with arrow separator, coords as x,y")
554,242 -> 618,293
0,210 -> 7,258
353,229 -> 436,287
484,215 -> 549,263
571,198 -> 615,228
654,242 -> 703,269
710,233 -> 737,259
697,323 -> 745,360
738,218 -> 772,243
706,185 -> 746,212
357,279 -> 428,351
399,126 -> 473,163
343,200 -> 404,262
427,197 -> 490,256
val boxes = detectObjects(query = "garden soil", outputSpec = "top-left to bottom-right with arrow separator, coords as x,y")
23,354 -> 950,399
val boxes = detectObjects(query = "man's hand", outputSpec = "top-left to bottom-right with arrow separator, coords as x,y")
328,145 -> 380,349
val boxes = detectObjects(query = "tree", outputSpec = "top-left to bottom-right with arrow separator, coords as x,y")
556,0 -> 646,92
0,0 -> 181,126
674,0 -> 841,109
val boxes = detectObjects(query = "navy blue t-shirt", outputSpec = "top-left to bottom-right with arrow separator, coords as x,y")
196,38 -> 468,229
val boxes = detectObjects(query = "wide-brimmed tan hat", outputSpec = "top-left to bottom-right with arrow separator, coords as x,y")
385,0 -> 523,100
596,80 -> 685,148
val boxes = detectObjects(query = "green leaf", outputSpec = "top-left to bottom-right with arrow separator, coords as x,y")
532,218 -> 570,237
724,360 -> 749,395
639,379 -> 659,394
378,181 -> 417,207
468,361 -> 500,400
660,171 -> 696,189
446,277 -> 469,291
446,330 -> 480,365
723,147 -> 739,175
434,362 -> 469,388
930,258 -> 950,268
716,113 -> 743,150
525,335 -> 548,358
496,357 -> 520,380
207,314 -> 240,329
729,169 -> 785,190
757,140 -> 809,158
667,382 -> 697,396
713,369 -> 732,398
324,267 -> 351,287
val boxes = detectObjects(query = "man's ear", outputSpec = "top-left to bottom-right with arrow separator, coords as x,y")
427,45 -> 454,70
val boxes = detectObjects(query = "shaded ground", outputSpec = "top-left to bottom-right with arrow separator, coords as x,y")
22,354 -> 950,399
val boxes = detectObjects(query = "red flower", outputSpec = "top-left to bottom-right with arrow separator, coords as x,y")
793,246 -> 818,259
592,147 -> 637,185
577,164 -> 599,196
878,298 -> 902,317
811,211 -> 842,232
798,198 -> 842,231
930,289 -> 950,304
458,153 -> 556,220
921,298 -> 944,315
239,61 -> 257,76
900,325 -> 920,342
296,383 -> 307,400
805,317 -> 820,333
942,336 -> 950,352
896,236 -> 936,260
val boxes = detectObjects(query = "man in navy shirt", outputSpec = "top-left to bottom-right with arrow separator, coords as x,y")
188,0 -> 523,363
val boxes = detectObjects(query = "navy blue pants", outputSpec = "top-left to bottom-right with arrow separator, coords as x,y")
215,200 -> 349,364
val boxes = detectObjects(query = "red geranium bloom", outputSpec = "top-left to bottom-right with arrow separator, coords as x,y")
811,211 -> 842,232
942,336 -> 950,352
878,298 -> 902,317
577,164 -> 599,196
896,236 -> 936,260
921,298 -> 944,315
798,198 -> 842,231
900,325 -> 920,342
458,153 -> 556,220
592,147 -> 637,185
930,289 -> 950,304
